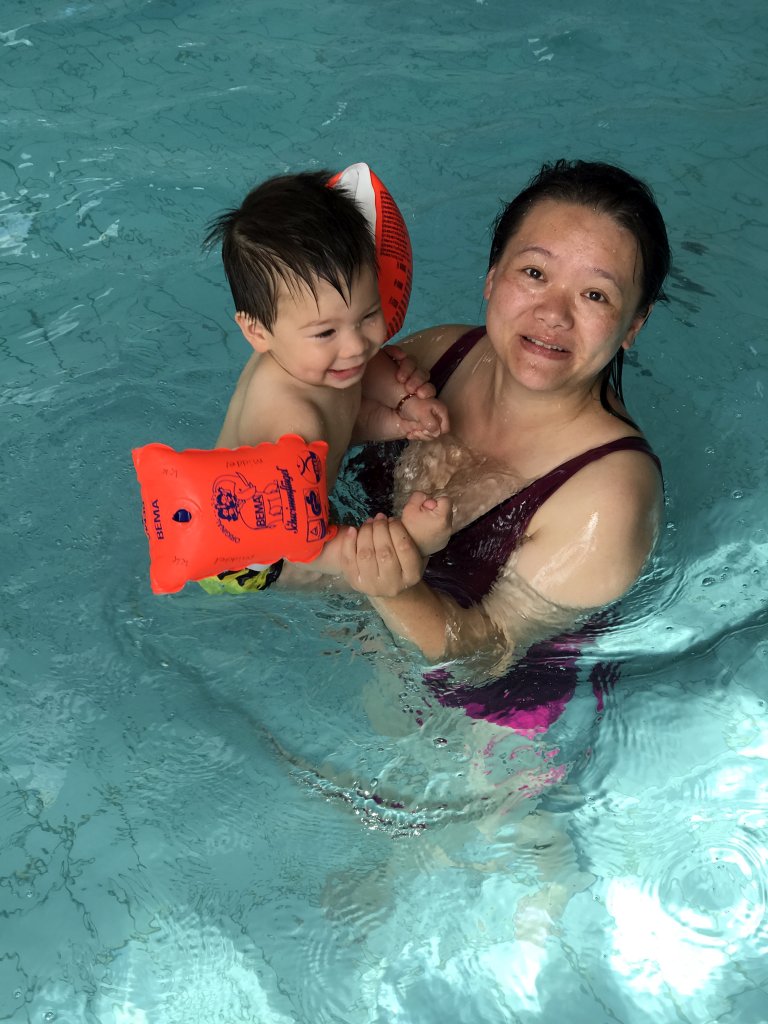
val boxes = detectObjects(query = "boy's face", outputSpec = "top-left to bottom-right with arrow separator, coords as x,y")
239,266 -> 386,389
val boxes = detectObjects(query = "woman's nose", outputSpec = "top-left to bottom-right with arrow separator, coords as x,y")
536,288 -> 573,329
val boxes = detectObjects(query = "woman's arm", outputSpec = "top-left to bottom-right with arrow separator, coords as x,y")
338,516 -> 547,664
338,515 -> 507,662
339,453 -> 662,663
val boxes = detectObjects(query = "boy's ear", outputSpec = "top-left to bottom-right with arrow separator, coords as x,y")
235,312 -> 271,353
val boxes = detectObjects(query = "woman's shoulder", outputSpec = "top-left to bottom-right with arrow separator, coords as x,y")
395,323 -> 479,371
563,438 -> 661,508
519,434 -> 663,606
541,423 -> 662,514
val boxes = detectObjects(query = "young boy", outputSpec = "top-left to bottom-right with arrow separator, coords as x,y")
200,169 -> 452,592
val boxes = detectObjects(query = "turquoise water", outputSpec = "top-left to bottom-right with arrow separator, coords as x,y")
2,0 -> 768,1021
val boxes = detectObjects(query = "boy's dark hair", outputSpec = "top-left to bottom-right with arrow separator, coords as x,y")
204,170 -> 377,330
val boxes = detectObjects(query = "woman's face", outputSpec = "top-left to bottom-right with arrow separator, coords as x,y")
483,199 -> 647,396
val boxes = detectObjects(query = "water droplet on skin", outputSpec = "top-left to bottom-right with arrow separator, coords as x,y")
732,490 -> 744,499
702,577 -> 716,586
433,737 -> 448,746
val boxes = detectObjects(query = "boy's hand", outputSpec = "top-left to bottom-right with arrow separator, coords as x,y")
386,345 -> 435,399
396,395 -> 450,440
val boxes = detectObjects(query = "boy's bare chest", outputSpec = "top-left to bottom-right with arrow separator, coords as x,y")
315,387 -> 362,482
317,387 -> 360,436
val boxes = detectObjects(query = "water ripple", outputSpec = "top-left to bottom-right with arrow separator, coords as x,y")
652,829 -> 767,949
576,760 -> 768,966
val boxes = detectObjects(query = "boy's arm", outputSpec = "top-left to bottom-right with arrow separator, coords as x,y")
353,348 -> 450,443
361,346 -> 430,406
235,386 -> 326,450
352,395 -> 450,443
216,355 -> 329,451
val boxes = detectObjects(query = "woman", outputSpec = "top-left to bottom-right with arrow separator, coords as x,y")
329,159 -> 670,724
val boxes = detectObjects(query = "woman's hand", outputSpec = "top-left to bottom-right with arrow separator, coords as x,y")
340,515 -> 426,597
339,513 -> 495,663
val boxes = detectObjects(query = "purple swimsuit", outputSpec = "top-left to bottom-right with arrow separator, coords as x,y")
347,327 -> 662,734
422,327 -> 662,608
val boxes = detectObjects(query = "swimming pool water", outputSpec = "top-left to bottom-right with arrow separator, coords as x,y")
2,0 -> 768,1021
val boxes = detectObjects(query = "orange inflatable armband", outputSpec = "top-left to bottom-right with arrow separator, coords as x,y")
132,435 -> 337,594
327,162 -> 413,340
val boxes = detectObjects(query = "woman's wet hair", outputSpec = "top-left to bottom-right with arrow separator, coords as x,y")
488,159 -> 671,427
204,170 -> 377,331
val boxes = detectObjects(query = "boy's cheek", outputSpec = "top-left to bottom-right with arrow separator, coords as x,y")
374,314 -> 388,345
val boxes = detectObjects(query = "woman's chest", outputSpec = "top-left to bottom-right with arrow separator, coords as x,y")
393,436 -> 526,531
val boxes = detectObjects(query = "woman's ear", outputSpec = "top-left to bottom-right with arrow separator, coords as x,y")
235,312 -> 271,353
621,304 -> 653,351
483,266 -> 496,301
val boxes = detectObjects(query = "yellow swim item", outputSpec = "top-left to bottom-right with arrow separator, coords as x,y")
197,561 -> 284,595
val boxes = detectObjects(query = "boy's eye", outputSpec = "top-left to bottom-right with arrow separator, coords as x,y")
314,328 -> 335,339
586,290 -> 606,303
363,309 -> 381,321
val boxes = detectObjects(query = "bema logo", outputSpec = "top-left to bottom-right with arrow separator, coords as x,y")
151,499 -> 164,540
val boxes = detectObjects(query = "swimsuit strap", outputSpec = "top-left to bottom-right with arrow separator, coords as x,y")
515,436 -> 663,512
428,326 -> 485,394
426,435 -> 662,608
427,324 -> 663,502
465,435 -> 662,549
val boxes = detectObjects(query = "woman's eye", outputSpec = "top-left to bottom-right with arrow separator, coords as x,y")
523,267 -> 543,280
586,290 -> 606,303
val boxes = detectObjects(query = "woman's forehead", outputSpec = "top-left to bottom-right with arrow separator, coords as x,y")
501,200 -> 642,275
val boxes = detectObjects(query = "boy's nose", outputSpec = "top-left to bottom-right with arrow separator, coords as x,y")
342,325 -> 372,358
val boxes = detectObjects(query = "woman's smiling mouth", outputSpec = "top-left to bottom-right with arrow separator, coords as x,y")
521,335 -> 568,356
